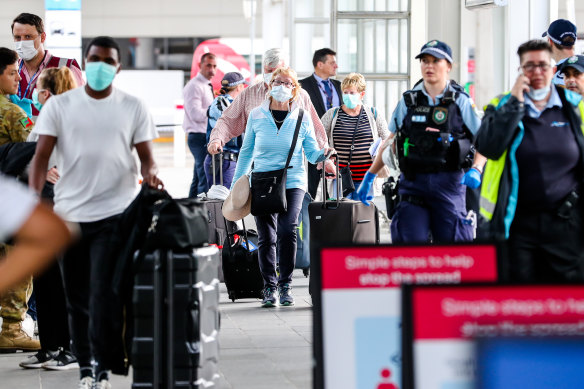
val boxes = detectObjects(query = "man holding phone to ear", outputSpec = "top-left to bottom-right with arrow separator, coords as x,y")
476,39 -> 584,284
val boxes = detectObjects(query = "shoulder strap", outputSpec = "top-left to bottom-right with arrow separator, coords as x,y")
403,90 -> 423,108
370,106 -> 377,119
217,95 -> 230,112
285,109 -> 304,169
448,80 -> 469,96
332,107 -> 340,119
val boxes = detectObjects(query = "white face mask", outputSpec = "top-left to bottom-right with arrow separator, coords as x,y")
263,72 -> 273,85
14,40 -> 38,61
527,85 -> 551,101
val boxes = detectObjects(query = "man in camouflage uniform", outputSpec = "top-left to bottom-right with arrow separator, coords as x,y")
0,47 -> 38,352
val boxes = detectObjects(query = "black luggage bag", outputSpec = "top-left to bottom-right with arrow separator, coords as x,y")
132,246 -> 220,388
200,154 -> 238,281
221,219 -> 264,302
308,156 -> 380,248
308,158 -> 380,292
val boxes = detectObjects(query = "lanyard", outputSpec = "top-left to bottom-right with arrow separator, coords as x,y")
17,51 -> 48,99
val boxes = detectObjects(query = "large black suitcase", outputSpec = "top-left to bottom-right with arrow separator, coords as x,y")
200,154 -> 238,282
221,219 -> 264,302
308,158 -> 380,248
132,246 -> 220,388
308,159 -> 379,294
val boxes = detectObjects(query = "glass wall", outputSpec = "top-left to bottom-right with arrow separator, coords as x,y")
290,0 -> 410,118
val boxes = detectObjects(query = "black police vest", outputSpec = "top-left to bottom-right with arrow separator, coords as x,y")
396,82 -> 473,176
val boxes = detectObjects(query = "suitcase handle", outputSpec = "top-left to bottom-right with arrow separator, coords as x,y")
212,152 -> 224,186
321,154 -> 340,209
186,288 -> 201,354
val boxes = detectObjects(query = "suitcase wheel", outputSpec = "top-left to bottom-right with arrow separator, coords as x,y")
228,290 -> 235,302
303,268 -> 309,278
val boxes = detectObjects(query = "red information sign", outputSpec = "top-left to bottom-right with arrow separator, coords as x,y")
413,285 -> 584,340
316,244 -> 498,389
403,285 -> 584,389
321,245 -> 498,290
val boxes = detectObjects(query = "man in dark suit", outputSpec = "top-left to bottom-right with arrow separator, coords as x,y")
300,48 -> 342,199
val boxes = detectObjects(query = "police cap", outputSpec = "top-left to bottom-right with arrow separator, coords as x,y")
560,55 -> 584,74
542,19 -> 577,47
415,40 -> 453,64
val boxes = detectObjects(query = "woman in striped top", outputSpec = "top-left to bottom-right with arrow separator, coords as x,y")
321,73 -> 390,199
231,67 -> 334,308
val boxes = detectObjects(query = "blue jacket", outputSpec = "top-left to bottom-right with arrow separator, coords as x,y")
231,100 -> 326,191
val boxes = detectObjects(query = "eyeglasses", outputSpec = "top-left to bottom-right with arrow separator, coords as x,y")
272,80 -> 295,88
521,63 -> 552,73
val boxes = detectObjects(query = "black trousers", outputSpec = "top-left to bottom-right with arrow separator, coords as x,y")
506,204 -> 584,283
59,214 -> 120,370
307,162 -> 321,199
34,261 -> 70,351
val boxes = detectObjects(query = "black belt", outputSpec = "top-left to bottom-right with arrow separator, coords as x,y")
222,151 -> 238,161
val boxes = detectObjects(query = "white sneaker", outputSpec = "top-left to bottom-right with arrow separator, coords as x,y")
94,379 -> 112,389
78,376 -> 94,389
42,349 -> 79,370
19,350 -> 57,369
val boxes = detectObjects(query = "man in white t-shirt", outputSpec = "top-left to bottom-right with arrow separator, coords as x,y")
0,174 -> 70,293
29,36 -> 162,389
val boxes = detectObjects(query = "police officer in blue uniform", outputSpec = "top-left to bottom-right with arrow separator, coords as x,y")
542,19 -> 577,86
356,40 -> 483,243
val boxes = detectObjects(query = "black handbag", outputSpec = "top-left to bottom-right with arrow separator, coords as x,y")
250,109 -> 304,216
338,109 -> 363,197
147,195 -> 209,249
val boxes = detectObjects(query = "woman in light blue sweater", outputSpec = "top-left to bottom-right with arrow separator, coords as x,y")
231,67 -> 334,307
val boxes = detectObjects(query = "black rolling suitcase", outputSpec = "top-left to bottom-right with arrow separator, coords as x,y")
308,158 -> 380,293
308,157 -> 380,248
221,219 -> 264,301
132,246 -> 220,388
200,154 -> 238,281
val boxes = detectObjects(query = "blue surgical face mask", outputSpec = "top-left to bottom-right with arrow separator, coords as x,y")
342,93 -> 361,109
526,85 -> 551,101
85,62 -> 118,92
31,89 -> 43,111
270,85 -> 293,102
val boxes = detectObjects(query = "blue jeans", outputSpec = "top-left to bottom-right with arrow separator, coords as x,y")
254,188 -> 304,288
390,171 -> 473,243
187,133 -> 209,197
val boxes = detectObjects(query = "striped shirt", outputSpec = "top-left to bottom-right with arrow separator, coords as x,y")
332,109 -> 374,182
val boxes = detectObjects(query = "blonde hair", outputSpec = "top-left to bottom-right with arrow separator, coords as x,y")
341,72 -> 366,93
269,67 -> 302,102
37,67 -> 77,95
